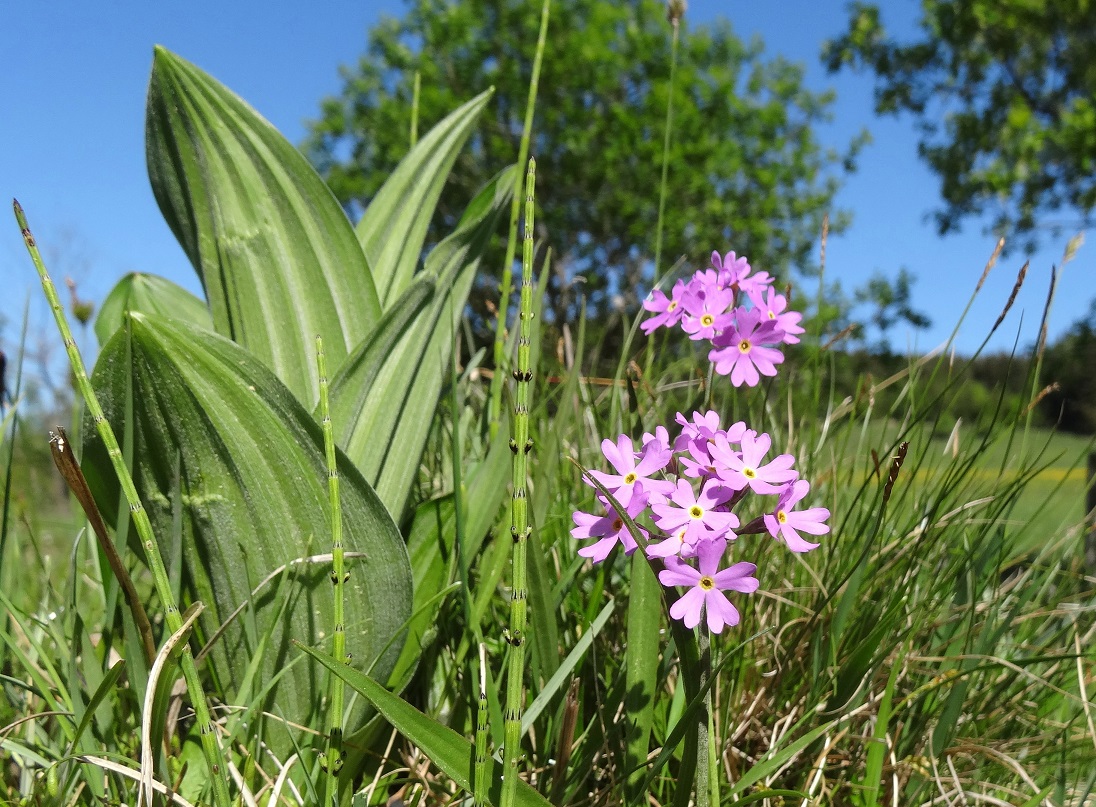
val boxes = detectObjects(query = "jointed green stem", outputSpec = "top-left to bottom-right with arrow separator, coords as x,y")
317,336 -> 346,805
500,158 -> 537,807
474,642 -> 490,807
487,0 -> 551,439
13,201 -> 233,807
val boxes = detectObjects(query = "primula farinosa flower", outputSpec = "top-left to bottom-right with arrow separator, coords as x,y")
710,431 -> 796,495
587,434 -> 674,506
674,410 -> 723,450
640,248 -> 807,390
710,250 -> 750,287
708,307 -> 785,387
576,409 -> 825,636
764,479 -> 831,552
750,286 -> 805,344
680,286 -> 735,342
571,491 -> 650,563
659,538 -> 759,633
641,278 -> 688,335
642,424 -> 670,450
650,478 -> 738,551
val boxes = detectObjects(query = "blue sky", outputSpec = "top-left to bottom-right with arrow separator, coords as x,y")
3,0 -> 1093,376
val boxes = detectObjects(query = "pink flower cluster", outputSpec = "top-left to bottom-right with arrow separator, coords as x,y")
572,410 -> 830,634
642,251 -> 804,387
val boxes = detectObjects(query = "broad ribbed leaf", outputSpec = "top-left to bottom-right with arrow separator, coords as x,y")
145,46 -> 379,406
330,167 -> 515,517
356,89 -> 494,309
82,314 -> 412,741
95,272 -> 212,347
298,644 -> 554,807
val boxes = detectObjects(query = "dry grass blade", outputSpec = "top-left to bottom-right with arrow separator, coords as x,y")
78,755 -> 198,807
264,753 -> 302,807
140,602 -> 205,807
48,425 -> 156,666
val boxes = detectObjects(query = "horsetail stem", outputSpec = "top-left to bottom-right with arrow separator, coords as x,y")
487,0 -> 551,439
500,157 -> 537,807
13,199 -> 233,807
316,336 -> 346,805
474,642 -> 490,807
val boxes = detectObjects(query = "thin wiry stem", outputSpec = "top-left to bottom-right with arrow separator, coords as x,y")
317,336 -> 346,806
410,70 -> 421,148
652,15 -> 681,281
487,0 -> 551,439
500,158 -> 537,807
13,199 -> 233,807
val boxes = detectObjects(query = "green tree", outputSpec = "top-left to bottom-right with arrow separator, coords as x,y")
305,0 -> 861,337
1040,299 -> 1096,433
825,1 -> 1096,248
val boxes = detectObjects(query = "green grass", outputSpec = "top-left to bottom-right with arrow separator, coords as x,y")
849,420 -> 1093,553
4,340 -> 1096,805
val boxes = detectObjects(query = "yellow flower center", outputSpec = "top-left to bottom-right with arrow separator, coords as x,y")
624,472 -> 637,485
743,467 -> 756,479
738,339 -> 752,354
668,300 -> 678,311
777,510 -> 787,524
699,576 -> 715,591
689,505 -> 704,520
768,311 -> 776,319
612,518 -> 623,530
701,314 -> 714,327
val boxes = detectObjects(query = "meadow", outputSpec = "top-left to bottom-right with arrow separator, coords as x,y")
3,39 -> 1095,807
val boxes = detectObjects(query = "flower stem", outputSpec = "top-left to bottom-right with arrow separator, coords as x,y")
13,199 -> 233,807
410,70 -> 421,148
317,336 -> 346,806
488,0 -> 551,439
652,15 -> 681,282
500,157 -> 537,807
695,625 -> 713,807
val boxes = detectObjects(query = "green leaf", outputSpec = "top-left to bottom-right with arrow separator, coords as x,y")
356,89 -> 494,309
297,643 -> 554,807
82,314 -> 412,745
95,272 -> 212,347
329,166 -> 515,517
145,46 -> 380,406
624,554 -> 660,802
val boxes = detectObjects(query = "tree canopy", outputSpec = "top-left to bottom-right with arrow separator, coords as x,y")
304,0 -> 861,334
825,0 -> 1096,248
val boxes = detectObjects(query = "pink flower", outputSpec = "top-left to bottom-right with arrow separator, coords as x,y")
642,279 -> 688,334
642,425 -> 671,451
710,432 -> 796,494
571,491 -> 650,563
708,308 -> 784,387
650,478 -> 738,550
749,287 -> 805,344
587,434 -> 674,506
710,250 -> 751,288
658,538 -> 759,633
764,479 -> 829,552
680,286 -> 735,342
674,410 -> 723,450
